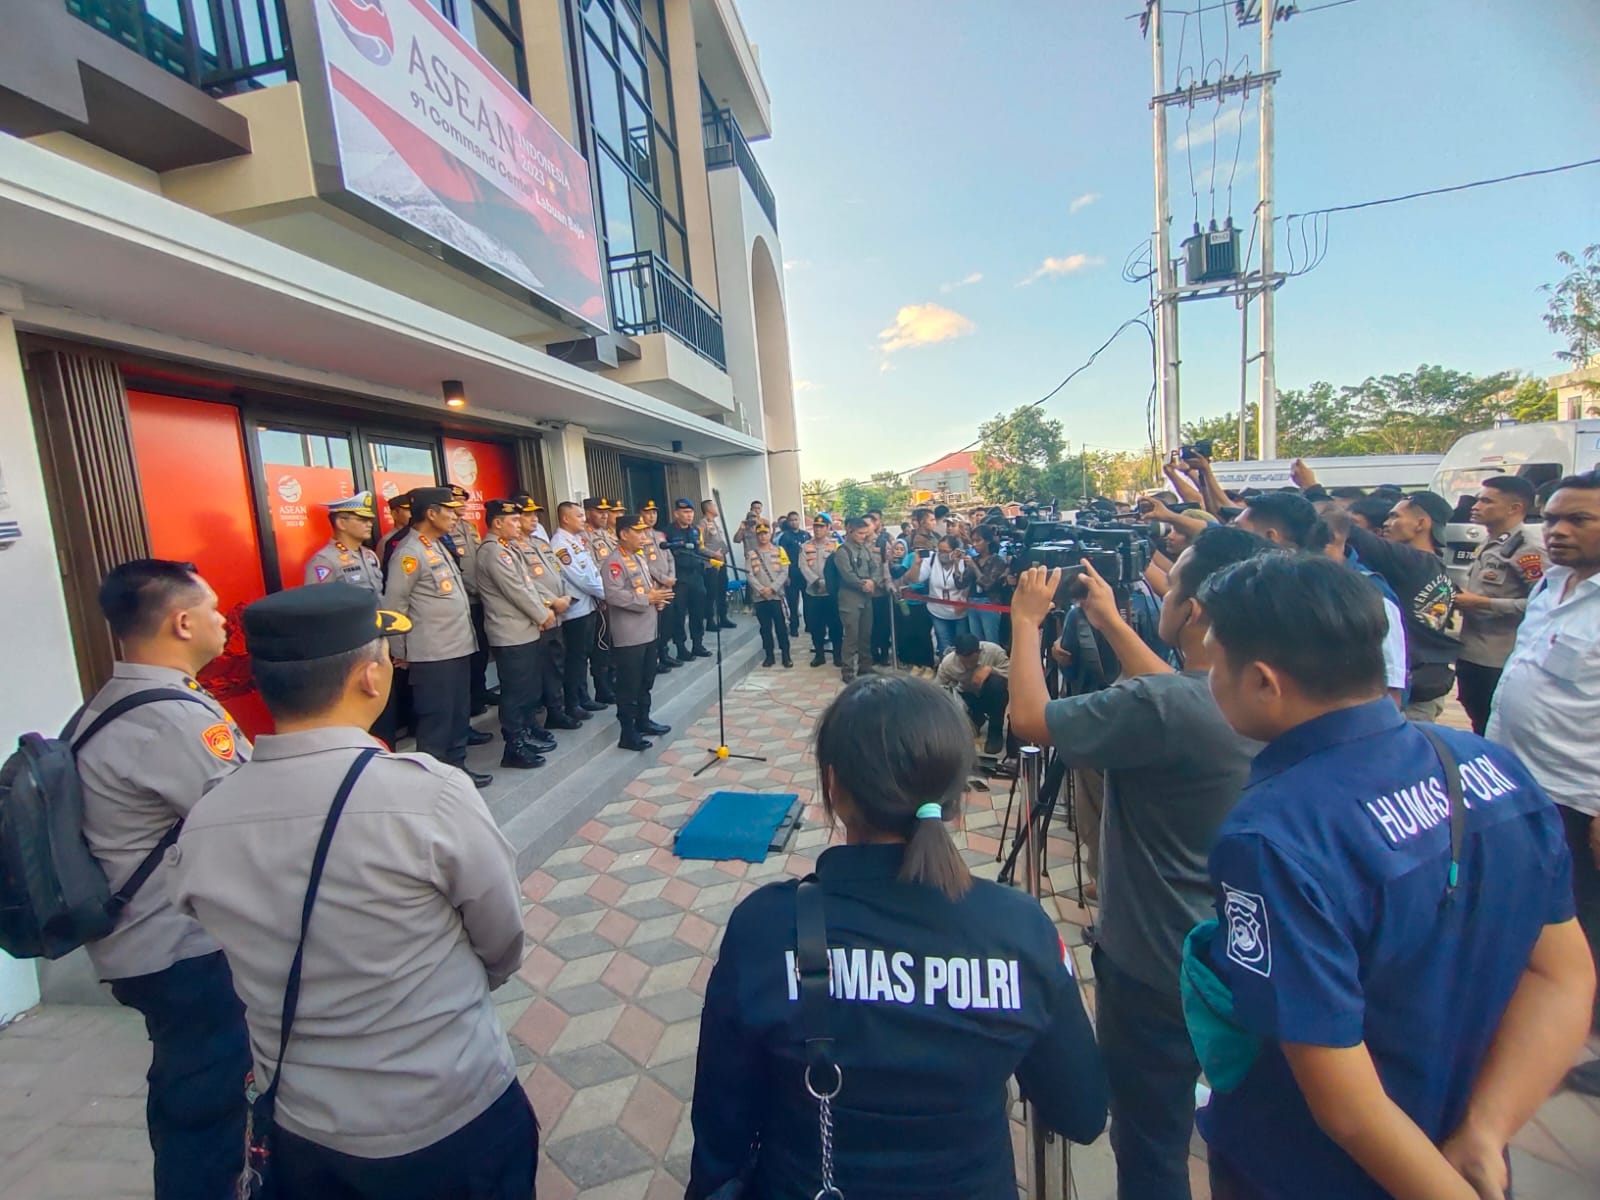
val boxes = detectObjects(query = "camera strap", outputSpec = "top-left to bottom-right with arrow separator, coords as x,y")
1415,727 -> 1467,897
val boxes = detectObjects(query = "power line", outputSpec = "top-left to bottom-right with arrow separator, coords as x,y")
808,314 -> 1157,504
1283,156 -> 1600,220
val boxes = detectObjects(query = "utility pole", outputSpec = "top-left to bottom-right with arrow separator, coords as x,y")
1150,0 -> 1181,458
1257,3 -> 1278,458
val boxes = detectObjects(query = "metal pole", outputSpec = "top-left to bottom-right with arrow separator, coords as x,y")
1239,295 -> 1250,461
1258,2 -> 1278,459
1151,0 -> 1182,458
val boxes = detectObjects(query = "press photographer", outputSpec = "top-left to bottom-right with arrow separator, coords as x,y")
1008,526 -> 1275,1200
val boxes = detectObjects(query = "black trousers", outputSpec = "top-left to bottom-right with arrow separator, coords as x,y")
1561,803 -> 1600,1029
896,601 -> 937,667
806,591 -> 841,656
755,598 -> 791,658
108,951 -> 249,1200
561,611 -> 596,708
372,665 -> 410,748
409,656 -> 470,767
492,640 -> 541,742
272,1080 -> 538,1200
535,624 -> 564,713
469,601 -> 491,705
591,610 -> 617,701
871,593 -> 893,661
784,574 -> 804,634
673,577 -> 708,651
961,673 -> 1010,749
613,640 -> 659,723
1093,945 -> 1200,1200
1455,658 -> 1502,736
706,564 -> 729,623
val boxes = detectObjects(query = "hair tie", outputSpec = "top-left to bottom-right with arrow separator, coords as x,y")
915,803 -> 944,821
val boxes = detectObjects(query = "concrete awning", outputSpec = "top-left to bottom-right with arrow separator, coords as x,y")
0,134 -> 764,459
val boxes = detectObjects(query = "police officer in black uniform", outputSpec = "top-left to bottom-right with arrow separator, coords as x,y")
663,498 -> 716,661
688,675 -> 1107,1200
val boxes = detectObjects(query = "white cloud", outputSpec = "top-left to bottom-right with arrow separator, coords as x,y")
877,303 -> 977,355
793,379 -> 819,393
938,272 -> 984,294
1017,254 -> 1105,286
1175,105 -> 1256,152
783,259 -> 809,272
1069,192 -> 1101,215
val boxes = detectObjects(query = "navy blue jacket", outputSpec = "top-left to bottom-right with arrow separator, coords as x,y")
688,843 -> 1106,1199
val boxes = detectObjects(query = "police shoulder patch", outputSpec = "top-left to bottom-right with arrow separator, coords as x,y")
1517,553 -> 1544,582
609,561 -> 622,579
401,556 -> 418,575
499,551 -> 514,567
313,564 -> 331,581
1222,883 -> 1272,978
201,723 -> 236,761
556,549 -> 572,565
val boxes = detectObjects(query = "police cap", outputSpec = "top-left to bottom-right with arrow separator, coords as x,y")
484,499 -> 522,523
516,495 -> 543,514
411,486 -> 462,514
616,510 -> 650,532
387,491 -> 413,512
582,497 -> 606,511
326,491 -> 376,520
244,584 -> 411,663
641,499 -> 659,512
448,484 -> 472,505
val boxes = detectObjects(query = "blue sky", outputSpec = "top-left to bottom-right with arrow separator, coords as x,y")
735,0 -> 1600,483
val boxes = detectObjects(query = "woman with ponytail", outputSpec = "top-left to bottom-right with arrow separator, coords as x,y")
687,675 -> 1106,1200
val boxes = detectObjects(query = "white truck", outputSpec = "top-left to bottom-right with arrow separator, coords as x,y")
1430,419 -> 1600,586
1208,454 -> 1441,492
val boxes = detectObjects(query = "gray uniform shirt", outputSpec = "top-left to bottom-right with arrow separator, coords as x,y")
304,539 -> 383,593
746,543 -> 789,600
600,547 -> 660,647
382,528 -> 475,662
169,728 -> 523,1158
73,663 -> 249,980
700,517 -> 729,559
799,536 -> 837,595
1459,526 -> 1548,669
452,520 -> 483,597
833,540 -> 880,610
475,537 -> 551,648
644,532 -> 676,587
1044,671 -> 1259,996
523,534 -> 570,610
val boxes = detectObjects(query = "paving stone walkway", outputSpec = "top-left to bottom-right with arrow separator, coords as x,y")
1,672 -> 1596,1199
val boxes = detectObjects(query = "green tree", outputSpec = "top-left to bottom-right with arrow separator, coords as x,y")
1543,245 -> 1600,370
802,478 -> 831,513
974,406 -> 1065,502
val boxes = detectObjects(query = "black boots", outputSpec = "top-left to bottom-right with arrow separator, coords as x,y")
618,714 -> 653,752
640,715 -> 671,736
501,731 -> 547,769
467,728 -> 493,747
690,644 -> 712,659
782,652 -> 794,668
545,713 -> 582,731
810,651 -> 826,667
762,653 -> 775,667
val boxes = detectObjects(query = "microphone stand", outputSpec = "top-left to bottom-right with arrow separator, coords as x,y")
691,601 -> 767,777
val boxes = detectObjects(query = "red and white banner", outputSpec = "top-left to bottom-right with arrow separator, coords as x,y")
308,0 -> 606,328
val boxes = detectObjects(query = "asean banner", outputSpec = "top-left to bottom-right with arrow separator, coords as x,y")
309,0 -> 606,329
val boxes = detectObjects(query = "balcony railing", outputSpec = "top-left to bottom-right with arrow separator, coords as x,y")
702,107 -> 777,230
66,0 -> 294,96
608,251 -> 727,371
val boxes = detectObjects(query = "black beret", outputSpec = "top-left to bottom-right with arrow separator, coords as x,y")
244,584 -> 411,663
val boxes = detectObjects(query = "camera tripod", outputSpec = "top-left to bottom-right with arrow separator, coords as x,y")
996,746 -> 1089,908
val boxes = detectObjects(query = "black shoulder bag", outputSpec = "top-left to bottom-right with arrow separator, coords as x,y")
1415,726 -> 1467,898
239,748 -> 377,1200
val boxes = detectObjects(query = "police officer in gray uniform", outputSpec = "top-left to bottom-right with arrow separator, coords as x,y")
381,487 -> 490,786
475,500 -> 554,769
1454,474 -> 1548,734
74,559 -> 251,1200
168,584 -> 535,1200
641,499 -> 681,672
833,517 -> 881,683
442,484 -> 496,716
746,520 -> 794,668
518,497 -> 582,731
600,511 -> 674,751
305,492 -> 383,592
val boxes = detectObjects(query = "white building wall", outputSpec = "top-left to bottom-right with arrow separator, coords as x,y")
0,317 -> 81,1021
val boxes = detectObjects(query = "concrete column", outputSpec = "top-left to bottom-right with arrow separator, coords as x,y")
663,0 -> 718,306
519,0 -> 580,144
0,314 -> 81,1022
545,423 -> 591,504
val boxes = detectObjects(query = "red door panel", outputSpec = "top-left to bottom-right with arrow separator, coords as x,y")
444,436 -> 518,537
126,391 -> 273,738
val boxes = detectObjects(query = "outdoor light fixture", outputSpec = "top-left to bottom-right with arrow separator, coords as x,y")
442,379 -> 466,408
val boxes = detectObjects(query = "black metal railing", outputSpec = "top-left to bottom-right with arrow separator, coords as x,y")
608,251 -> 727,370
66,0 -> 294,97
702,107 -> 777,230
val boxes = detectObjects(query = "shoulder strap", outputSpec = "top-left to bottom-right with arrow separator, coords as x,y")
1416,726 -> 1466,895
796,875 -> 839,1095
259,748 -> 379,1113
69,688 -> 211,752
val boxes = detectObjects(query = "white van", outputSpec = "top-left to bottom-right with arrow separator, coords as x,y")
1208,454 -> 1440,492
1430,420 -> 1600,586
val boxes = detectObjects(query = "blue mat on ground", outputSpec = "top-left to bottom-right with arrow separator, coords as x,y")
674,791 -> 799,862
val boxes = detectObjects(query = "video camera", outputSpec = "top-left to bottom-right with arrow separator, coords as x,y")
1011,519 -> 1156,608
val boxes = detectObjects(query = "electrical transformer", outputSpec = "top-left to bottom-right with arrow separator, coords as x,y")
1182,219 -> 1241,284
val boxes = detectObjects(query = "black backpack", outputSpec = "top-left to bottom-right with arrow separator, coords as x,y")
0,690 -> 209,960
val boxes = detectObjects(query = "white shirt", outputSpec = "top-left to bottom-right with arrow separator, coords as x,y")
920,555 -> 970,621
1380,597 -> 1409,693
1487,565 -> 1600,815
550,528 -> 603,619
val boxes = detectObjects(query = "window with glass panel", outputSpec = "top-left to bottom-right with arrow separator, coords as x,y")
427,0 -> 529,97
576,0 -> 691,281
